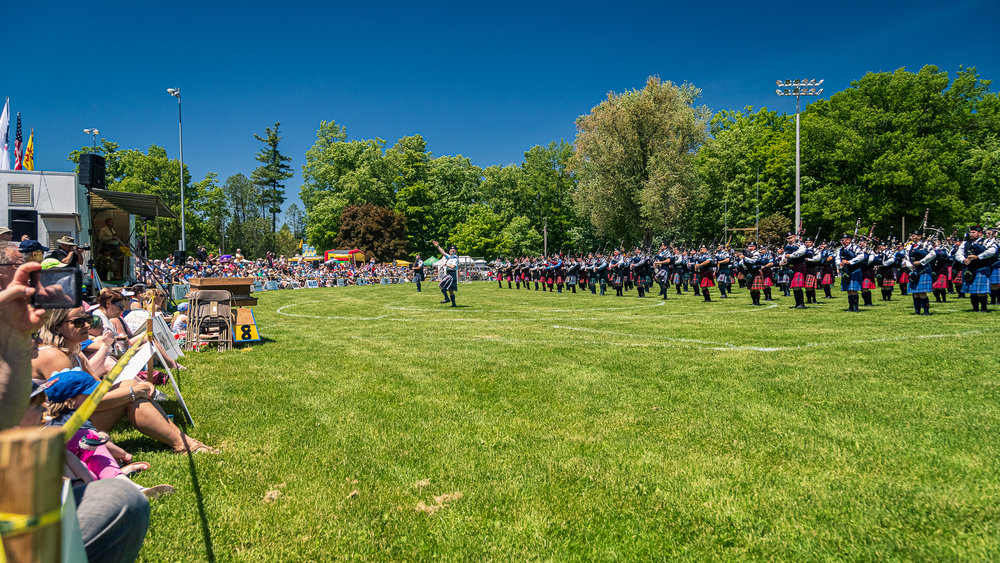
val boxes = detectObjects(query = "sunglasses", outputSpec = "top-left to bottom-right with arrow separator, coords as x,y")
67,315 -> 101,329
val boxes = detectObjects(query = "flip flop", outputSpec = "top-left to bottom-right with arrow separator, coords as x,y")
142,484 -> 175,500
120,461 -> 151,476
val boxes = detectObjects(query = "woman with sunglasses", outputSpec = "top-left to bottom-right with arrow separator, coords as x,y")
95,288 -> 184,370
32,307 -> 217,454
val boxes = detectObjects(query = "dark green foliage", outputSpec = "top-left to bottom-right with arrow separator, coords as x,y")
334,202 -> 408,261
251,122 -> 294,233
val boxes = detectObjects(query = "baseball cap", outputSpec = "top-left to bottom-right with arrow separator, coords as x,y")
44,368 -> 100,404
18,240 -> 49,253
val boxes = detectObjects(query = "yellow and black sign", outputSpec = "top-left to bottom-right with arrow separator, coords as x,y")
234,308 -> 260,343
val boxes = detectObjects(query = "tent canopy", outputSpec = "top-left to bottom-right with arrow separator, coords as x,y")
90,189 -> 177,219
422,256 -> 438,265
395,260 -> 412,266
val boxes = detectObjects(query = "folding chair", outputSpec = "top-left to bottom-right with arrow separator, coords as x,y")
186,289 -> 234,352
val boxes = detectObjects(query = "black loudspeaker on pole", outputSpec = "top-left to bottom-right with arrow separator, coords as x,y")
79,154 -> 106,189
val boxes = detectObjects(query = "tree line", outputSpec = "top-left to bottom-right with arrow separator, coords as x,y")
69,64 -> 1000,260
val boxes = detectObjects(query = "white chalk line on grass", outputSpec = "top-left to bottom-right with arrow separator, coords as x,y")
381,300 -> 667,313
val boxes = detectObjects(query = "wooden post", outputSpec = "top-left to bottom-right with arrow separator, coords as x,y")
0,426 -> 64,563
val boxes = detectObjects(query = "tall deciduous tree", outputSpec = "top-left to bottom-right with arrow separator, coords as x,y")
251,122 -> 293,233
334,203 -> 408,261
570,76 -> 710,247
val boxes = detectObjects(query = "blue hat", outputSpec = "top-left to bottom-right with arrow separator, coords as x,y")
18,240 -> 48,253
177,302 -> 189,312
44,368 -> 100,404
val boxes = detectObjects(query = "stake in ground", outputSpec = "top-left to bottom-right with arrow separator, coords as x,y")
124,284 -> 999,560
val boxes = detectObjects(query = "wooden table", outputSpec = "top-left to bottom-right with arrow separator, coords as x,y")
187,277 -> 258,307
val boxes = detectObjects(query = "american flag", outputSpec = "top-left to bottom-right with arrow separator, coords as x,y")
13,113 -> 22,170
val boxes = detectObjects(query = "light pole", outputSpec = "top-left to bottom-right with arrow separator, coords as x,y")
775,78 -> 823,232
166,88 -> 185,253
83,128 -> 100,148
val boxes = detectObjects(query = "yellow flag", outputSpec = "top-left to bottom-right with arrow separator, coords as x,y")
22,128 -> 34,170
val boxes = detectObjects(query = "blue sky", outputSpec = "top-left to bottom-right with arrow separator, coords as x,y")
6,0 -> 998,215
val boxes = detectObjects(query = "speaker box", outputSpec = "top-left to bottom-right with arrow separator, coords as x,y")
79,154 -> 106,189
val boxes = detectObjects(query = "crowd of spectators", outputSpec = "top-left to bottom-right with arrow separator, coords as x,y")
1,230 -> 216,562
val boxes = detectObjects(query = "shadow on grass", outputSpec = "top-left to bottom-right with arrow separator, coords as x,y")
177,425 -> 216,563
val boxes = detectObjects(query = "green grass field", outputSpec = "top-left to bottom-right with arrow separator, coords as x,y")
123,283 -> 1000,561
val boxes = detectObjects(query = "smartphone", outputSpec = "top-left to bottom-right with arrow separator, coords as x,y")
29,268 -> 83,309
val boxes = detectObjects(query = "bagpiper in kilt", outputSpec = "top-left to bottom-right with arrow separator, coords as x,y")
782,233 -> 808,309
740,242 -> 764,306
931,241 -> 951,303
956,225 -> 996,312
904,231 -> 936,315
609,249 -> 626,297
653,243 -> 672,300
630,248 -> 652,298
715,246 -> 733,299
878,242 -> 898,301
594,253 -> 609,295
695,245 -> 716,302
987,226 -> 1000,305
819,242 -> 837,299
837,233 -> 866,312
896,245 -> 910,296
857,238 -> 877,307
803,238 -> 821,304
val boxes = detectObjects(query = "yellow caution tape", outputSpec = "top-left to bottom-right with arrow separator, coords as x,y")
0,507 -> 61,537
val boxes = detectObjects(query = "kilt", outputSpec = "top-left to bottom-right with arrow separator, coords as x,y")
968,270 -> 991,294
789,271 -> 806,289
821,273 -> 833,285
556,276 -> 564,285
504,273 -> 513,281
640,274 -> 653,287
778,272 -> 791,284
611,274 -> 623,287
899,272 -> 910,284
861,278 -> 877,290
545,276 -> 554,285
764,276 -> 774,287
439,271 -> 457,291
699,271 -> 716,288
991,267 -> 1000,285
881,278 -> 896,288
909,273 -> 932,294
805,274 -> 818,289
749,273 -> 766,290
566,274 -> 578,285
717,272 -> 731,285
932,274 -> 949,290
845,269 -> 863,291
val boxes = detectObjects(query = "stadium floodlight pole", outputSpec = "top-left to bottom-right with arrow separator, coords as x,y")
83,128 -> 100,148
775,78 -> 824,231
166,87 -> 186,253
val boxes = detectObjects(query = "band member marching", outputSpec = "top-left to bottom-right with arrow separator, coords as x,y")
904,231 -> 937,315
740,241 -> 764,306
956,225 -> 996,312
695,245 -> 716,302
838,233 -> 866,312
782,232 -> 808,309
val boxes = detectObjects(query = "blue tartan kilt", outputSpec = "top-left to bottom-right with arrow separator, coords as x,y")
991,267 -> 1000,285
566,274 -> 578,285
910,273 -> 933,294
969,270 -> 991,294
846,269 -> 863,291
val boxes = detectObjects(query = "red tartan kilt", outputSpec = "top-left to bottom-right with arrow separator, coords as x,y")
700,273 -> 715,288
546,277 -> 554,285
881,279 -> 896,288
556,276 -> 563,284
899,272 -> 910,283
821,273 -> 833,285
497,273 -> 503,281
763,277 -> 774,287
862,278 -> 877,289
805,274 -> 818,289
951,270 -> 963,283
750,275 -> 766,290
789,271 -> 806,289
932,274 -> 949,289
505,275 -> 513,281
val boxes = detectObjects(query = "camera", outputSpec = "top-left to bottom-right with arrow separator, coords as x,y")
29,268 -> 83,309
77,245 -> 92,251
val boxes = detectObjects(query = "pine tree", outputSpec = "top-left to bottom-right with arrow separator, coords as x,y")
251,122 -> 294,233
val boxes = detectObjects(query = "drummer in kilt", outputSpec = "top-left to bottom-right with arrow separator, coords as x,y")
956,225 -> 996,312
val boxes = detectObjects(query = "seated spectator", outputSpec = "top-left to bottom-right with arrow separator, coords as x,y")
1,262 -> 151,562
32,306 -> 217,454
39,369 -> 175,499
171,302 -> 189,334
